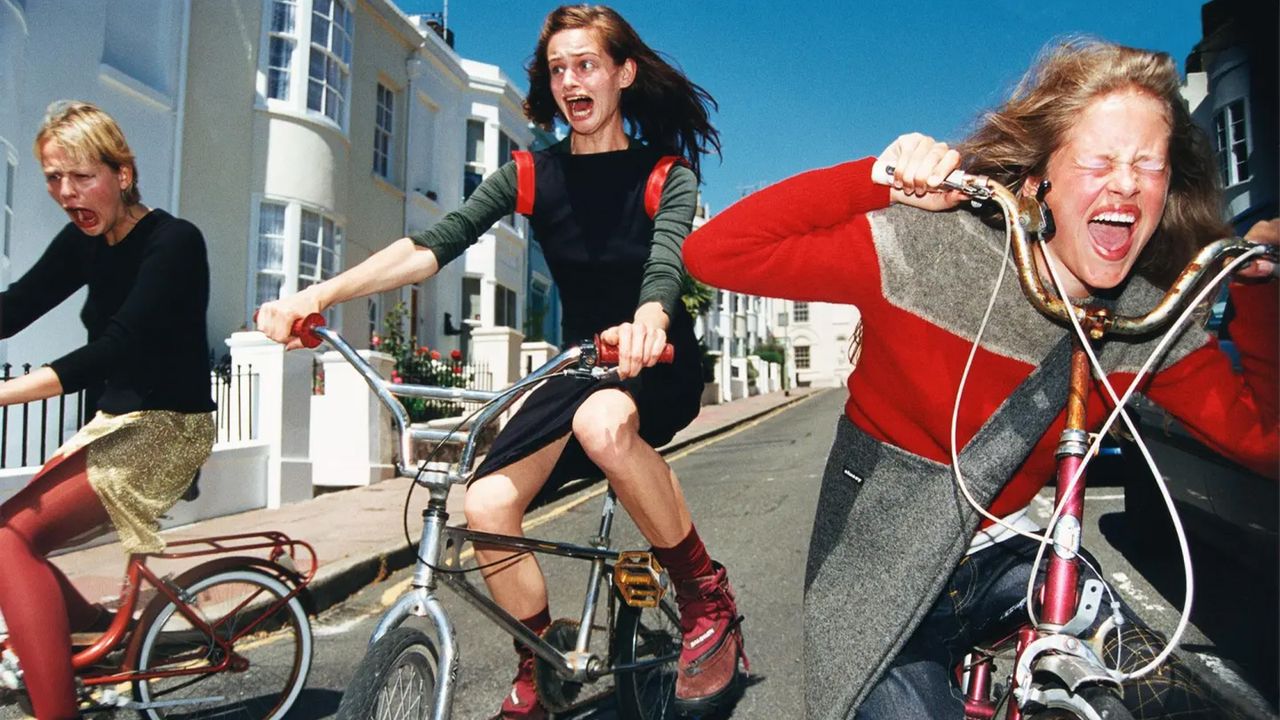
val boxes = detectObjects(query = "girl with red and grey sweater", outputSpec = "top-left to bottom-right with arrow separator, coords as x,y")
685,39 -> 1275,720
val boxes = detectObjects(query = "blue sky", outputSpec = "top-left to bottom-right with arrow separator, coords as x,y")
398,1 -> 1208,214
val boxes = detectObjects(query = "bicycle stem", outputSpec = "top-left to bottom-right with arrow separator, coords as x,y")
1041,340 -> 1094,627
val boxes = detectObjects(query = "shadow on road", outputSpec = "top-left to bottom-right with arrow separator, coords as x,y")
1099,510 -> 1279,711
286,688 -> 344,719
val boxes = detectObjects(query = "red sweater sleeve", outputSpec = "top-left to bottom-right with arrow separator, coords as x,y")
684,157 -> 891,304
1145,281 -> 1279,478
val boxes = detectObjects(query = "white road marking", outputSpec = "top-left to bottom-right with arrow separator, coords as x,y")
1192,653 -> 1273,716
313,616 -> 365,637
1108,571 -> 1166,615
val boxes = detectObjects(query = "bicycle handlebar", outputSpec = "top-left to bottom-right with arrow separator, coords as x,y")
290,314 -> 673,486
870,160 -> 1275,337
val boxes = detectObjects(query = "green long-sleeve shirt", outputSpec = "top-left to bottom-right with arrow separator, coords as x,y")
409,139 -> 697,318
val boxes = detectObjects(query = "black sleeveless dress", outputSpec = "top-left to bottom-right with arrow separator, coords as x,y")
470,145 -> 704,495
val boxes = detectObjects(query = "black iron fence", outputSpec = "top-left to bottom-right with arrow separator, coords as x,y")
211,364 -> 260,444
0,362 -> 261,470
0,363 -> 88,469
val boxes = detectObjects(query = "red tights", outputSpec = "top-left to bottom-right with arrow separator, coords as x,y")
0,450 -> 111,719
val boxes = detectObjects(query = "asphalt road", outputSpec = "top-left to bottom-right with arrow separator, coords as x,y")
10,388 -> 1272,719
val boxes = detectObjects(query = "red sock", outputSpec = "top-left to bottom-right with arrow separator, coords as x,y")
652,525 -> 714,582
514,606 -> 551,655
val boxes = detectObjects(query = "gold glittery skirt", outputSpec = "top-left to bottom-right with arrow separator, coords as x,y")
54,410 -> 215,555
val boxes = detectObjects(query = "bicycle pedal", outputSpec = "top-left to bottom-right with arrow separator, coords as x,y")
614,552 -> 667,608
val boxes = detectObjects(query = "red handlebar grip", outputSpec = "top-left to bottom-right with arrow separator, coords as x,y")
595,335 -> 675,366
292,313 -> 326,349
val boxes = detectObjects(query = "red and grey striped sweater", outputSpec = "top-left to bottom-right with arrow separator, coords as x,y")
684,157 -> 1278,521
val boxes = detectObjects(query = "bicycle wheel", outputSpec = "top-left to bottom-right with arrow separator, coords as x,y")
132,565 -> 312,720
1024,685 -> 1135,720
612,595 -> 681,720
335,627 -> 438,720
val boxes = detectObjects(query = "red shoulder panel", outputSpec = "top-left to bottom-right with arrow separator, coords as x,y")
513,150 -> 535,216
644,155 -> 686,220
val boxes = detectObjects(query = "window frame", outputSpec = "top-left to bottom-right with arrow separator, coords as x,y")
373,82 -> 395,181
463,118 -> 485,200
2,156 -> 14,261
249,198 -> 344,327
258,0 -> 353,133
794,345 -> 811,370
792,302 -> 810,323
1214,97 -> 1251,188
265,0 -> 298,102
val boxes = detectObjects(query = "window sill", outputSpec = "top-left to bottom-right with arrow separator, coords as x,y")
255,100 -> 350,144
409,189 -> 444,214
372,174 -> 405,200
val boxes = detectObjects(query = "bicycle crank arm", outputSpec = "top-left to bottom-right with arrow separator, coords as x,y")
605,650 -> 681,676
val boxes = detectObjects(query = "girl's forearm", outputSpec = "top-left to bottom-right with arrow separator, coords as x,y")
0,366 -> 64,406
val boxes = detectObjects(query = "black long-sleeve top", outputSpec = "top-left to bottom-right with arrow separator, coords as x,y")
0,209 -> 216,414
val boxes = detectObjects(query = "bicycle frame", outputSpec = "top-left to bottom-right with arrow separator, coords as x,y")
311,325 -> 672,720
6,531 -> 318,689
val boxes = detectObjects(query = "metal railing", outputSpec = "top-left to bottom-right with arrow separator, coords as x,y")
0,363 -> 88,469
0,361 -> 261,470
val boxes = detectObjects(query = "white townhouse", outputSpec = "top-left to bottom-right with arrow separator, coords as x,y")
182,0 -> 534,357
0,0 -> 546,505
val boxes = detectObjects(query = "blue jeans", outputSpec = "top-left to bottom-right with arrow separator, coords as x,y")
855,536 -> 1227,720
856,534 -> 1043,718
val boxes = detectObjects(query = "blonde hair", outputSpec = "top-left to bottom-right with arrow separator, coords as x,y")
958,38 -> 1229,287
33,100 -> 141,206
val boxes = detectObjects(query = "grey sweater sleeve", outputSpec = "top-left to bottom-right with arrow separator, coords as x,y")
639,164 -> 697,318
409,162 -> 518,266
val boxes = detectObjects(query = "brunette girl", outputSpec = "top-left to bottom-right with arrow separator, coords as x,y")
257,6 -> 746,717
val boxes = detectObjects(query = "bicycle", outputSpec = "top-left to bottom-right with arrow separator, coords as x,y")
289,314 -> 683,720
872,160 -> 1277,719
0,530 -> 317,719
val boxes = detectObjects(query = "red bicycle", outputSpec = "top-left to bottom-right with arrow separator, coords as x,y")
0,531 -> 317,719
873,160 -> 1275,720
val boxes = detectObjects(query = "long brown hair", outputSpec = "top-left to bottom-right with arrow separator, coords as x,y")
524,4 -> 721,178
958,38 -> 1228,287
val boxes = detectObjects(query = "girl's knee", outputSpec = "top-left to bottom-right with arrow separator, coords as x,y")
463,483 -> 523,532
572,400 -> 640,463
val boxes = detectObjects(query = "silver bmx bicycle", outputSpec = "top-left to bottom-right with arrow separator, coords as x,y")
292,315 -> 682,720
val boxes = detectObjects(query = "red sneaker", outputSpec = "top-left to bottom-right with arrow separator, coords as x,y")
491,650 -> 546,720
673,562 -> 747,713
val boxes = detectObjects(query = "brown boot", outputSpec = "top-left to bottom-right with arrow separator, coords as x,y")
673,562 -> 747,714
490,647 -> 546,720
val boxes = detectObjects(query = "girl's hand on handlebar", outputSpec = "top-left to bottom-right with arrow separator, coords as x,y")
879,133 -> 968,212
1236,218 -> 1279,280
256,291 -> 323,350
601,306 -> 669,380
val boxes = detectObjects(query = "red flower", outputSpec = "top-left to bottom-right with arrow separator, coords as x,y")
371,334 -> 381,348
416,346 -> 429,356
390,371 -> 402,383
430,350 -> 441,360
450,349 -> 462,361
452,366 -> 462,375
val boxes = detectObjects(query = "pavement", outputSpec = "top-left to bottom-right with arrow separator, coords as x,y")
52,387 -> 824,616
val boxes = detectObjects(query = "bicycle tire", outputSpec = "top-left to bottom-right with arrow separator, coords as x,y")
335,627 -> 438,720
131,565 -> 313,720
611,595 -> 682,720
1023,685 -> 1135,720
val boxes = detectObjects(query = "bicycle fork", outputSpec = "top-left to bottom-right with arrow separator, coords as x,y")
370,487 -> 459,720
